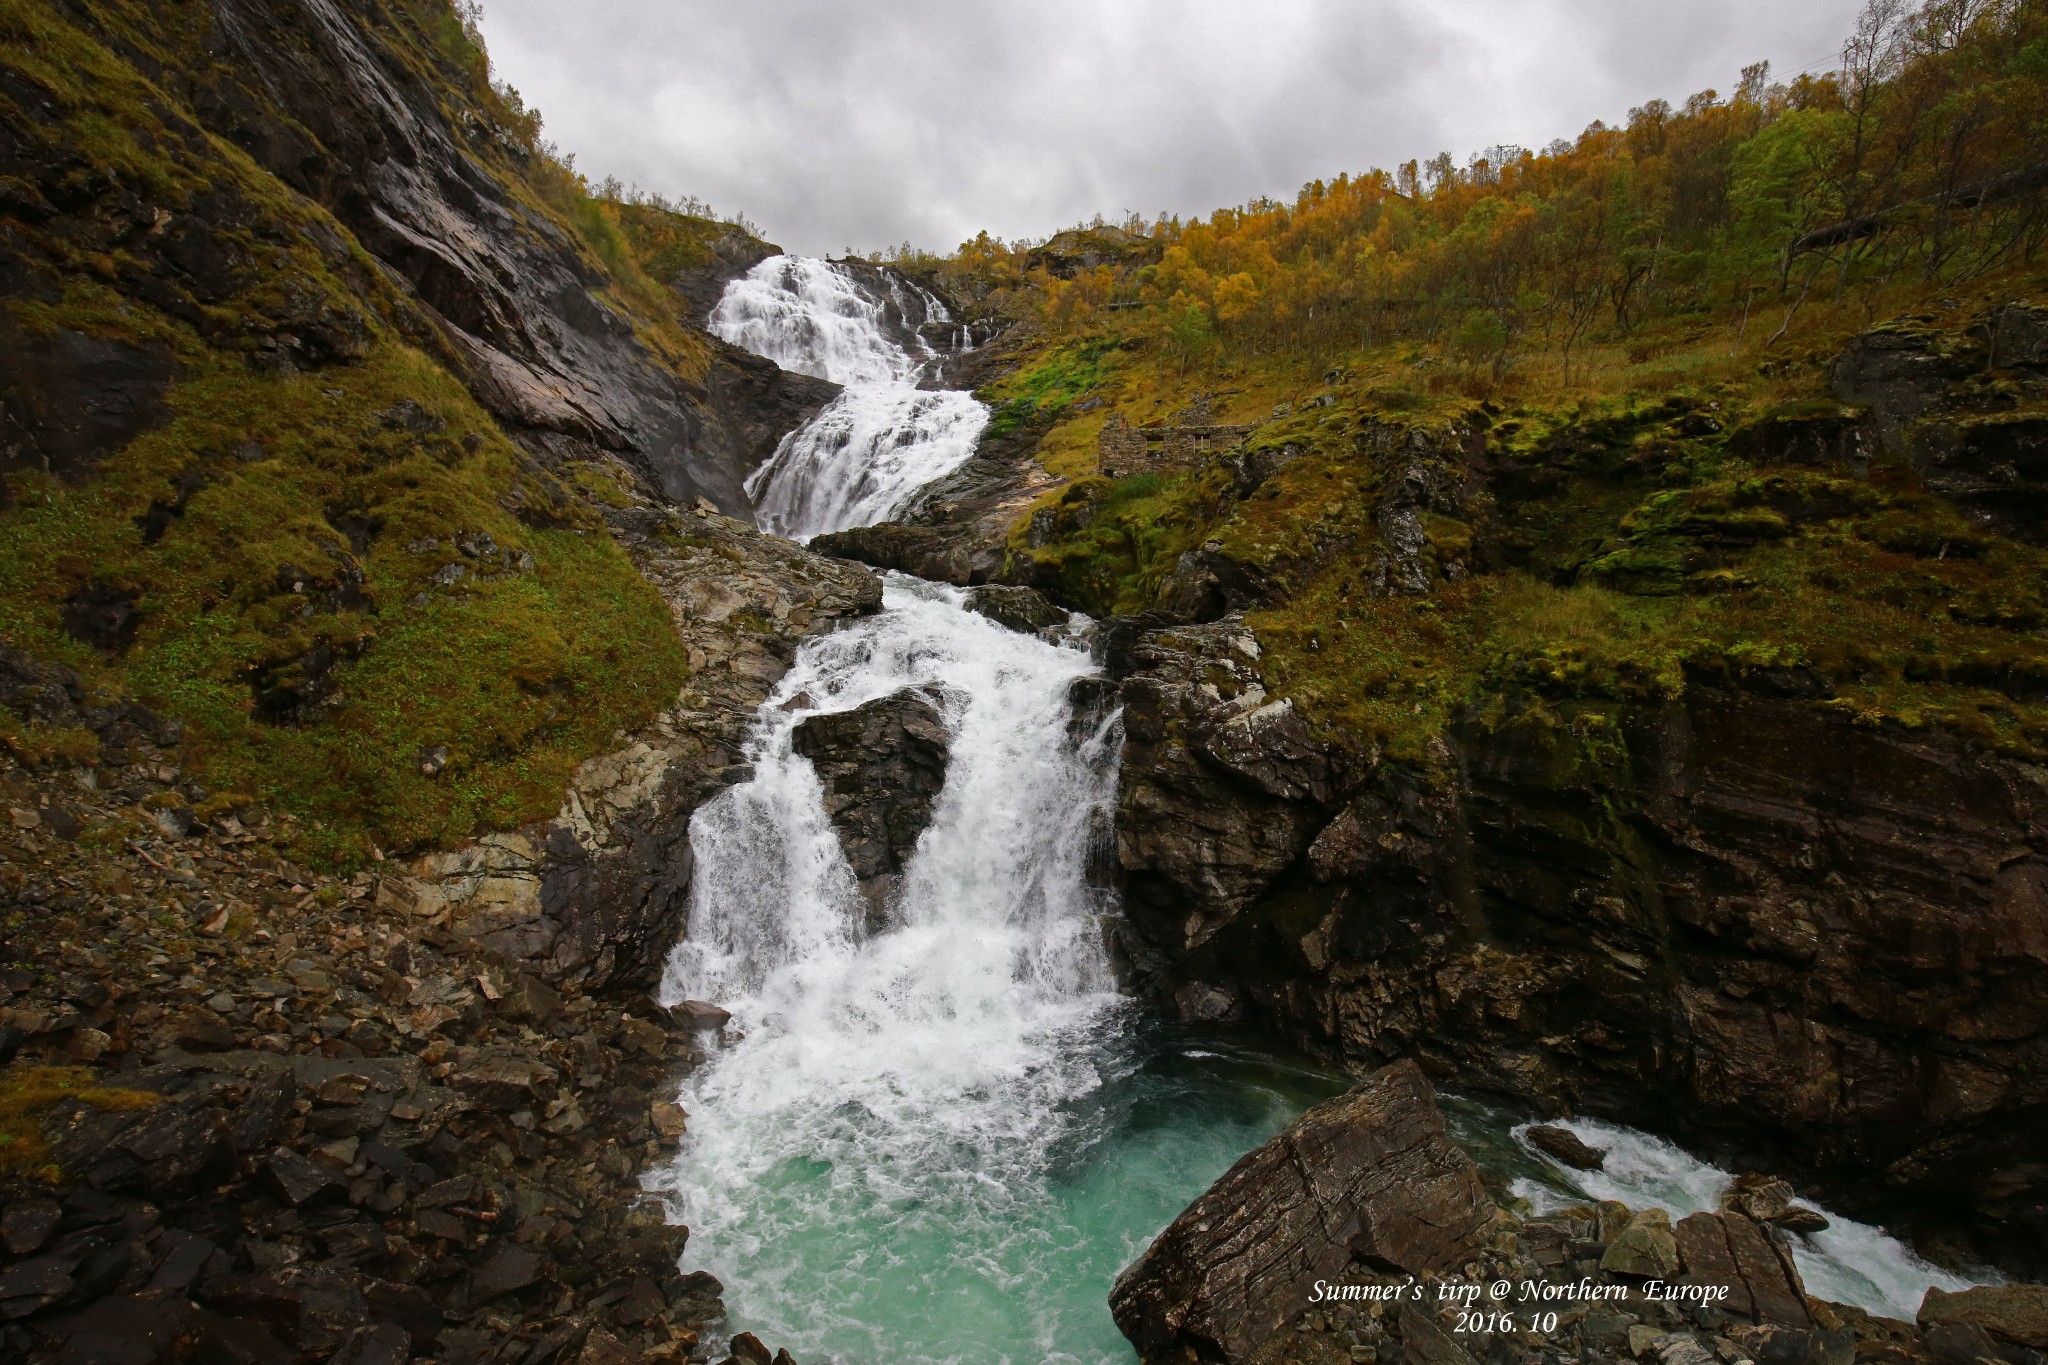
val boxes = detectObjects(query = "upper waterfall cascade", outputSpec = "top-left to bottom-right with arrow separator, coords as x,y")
711,255 -> 989,538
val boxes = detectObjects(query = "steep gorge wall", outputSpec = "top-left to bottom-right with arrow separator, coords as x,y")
163,0 -> 826,507
1080,313 -> 2048,1277
0,0 -> 857,866
1111,633 -> 2048,1269
0,3 -> 885,1359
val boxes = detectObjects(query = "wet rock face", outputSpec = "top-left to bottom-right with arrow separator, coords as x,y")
1109,1060 -> 1494,1365
181,0 -> 805,513
963,584 -> 1069,636
1108,617 -> 1356,972
661,226 -> 779,325
1524,1125 -> 1605,1171
1831,314 -> 2048,536
0,316 -> 179,486
1109,619 -> 2048,1274
700,349 -> 842,495
792,688 -> 952,927
809,522 -> 990,586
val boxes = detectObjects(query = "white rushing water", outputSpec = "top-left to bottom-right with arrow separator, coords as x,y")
1506,1118 -> 1987,1320
654,576 -> 1128,1360
711,255 -> 989,538
664,249 -> 1987,1362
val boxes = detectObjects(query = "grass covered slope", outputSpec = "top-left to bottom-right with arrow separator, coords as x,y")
0,0 -> 757,864
997,288 -> 2048,763
922,0 -> 2048,767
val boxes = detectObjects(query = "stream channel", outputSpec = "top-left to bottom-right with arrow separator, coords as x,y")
649,256 -> 1979,1365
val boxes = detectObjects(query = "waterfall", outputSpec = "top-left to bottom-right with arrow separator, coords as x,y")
663,253 -> 1977,1364
711,255 -> 989,538
655,577 -> 1128,1361
668,252 -> 1158,1362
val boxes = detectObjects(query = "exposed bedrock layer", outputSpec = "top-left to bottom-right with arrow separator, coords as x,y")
1112,1059 -> 2046,1365
3,0 -> 832,515
1106,614 -> 2048,1275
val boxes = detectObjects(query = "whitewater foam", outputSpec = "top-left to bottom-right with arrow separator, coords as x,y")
1509,1117 -> 1986,1320
711,255 -> 988,537
654,577 -> 1127,1359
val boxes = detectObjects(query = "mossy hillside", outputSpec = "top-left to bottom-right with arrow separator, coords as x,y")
0,301 -> 688,864
0,0 -> 695,866
1004,287 -> 2048,764
1257,407 -> 2048,761
607,202 -> 757,282
980,336 -> 1125,449
1009,354 -> 1485,618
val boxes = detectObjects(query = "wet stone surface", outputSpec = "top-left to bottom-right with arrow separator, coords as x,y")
0,751 -> 739,1362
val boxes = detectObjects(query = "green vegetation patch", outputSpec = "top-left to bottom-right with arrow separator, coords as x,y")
0,321 -> 686,866
980,336 -> 1123,439
0,0 -> 697,867
0,1067 -> 161,1182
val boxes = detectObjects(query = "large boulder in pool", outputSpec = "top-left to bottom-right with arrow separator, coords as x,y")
792,686 -> 951,927
1109,1058 -> 1495,1364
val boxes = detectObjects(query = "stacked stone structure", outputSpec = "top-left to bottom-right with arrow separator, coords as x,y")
1097,395 -> 1257,478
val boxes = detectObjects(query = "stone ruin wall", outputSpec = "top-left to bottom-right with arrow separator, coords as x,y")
1098,397 -> 1257,478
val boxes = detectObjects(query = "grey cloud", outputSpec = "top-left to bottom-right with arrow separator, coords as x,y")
476,0 -> 1869,257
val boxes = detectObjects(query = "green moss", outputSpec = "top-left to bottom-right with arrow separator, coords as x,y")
0,1067 -> 160,1182
0,0 -> 695,867
1005,298 -> 2048,763
980,337 -> 1122,437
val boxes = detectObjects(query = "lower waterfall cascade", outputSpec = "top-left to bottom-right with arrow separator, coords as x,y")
649,577 -> 1337,1362
651,259 -> 1985,1363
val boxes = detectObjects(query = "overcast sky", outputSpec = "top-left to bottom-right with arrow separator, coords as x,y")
473,0 -> 1870,259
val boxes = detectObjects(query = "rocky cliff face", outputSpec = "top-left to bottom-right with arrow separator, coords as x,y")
2,0 -> 815,509
173,0 -> 824,511
0,0 -> 869,868
1111,626 -> 2048,1269
1062,308 -> 2048,1279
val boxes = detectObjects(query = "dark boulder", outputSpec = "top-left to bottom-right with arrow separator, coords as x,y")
1109,1059 -> 1494,1365
1919,1285 -> 2048,1349
792,689 -> 952,927
1524,1123 -> 1606,1170
1721,1173 -> 1829,1234
963,584 -> 1069,636
809,523 -> 983,585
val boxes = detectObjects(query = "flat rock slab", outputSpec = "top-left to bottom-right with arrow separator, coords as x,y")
1110,1058 -> 1495,1365
1921,1284 -> 2048,1348
1673,1211 -> 1811,1327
